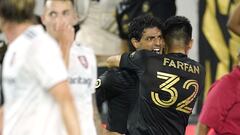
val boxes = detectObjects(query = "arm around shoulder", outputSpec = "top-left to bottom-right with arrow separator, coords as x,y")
106,55 -> 121,68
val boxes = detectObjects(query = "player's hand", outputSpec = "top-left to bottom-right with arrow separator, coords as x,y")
106,55 -> 121,68
53,21 -> 75,66
54,21 -> 75,48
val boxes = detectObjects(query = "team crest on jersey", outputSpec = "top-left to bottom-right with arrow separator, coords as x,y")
78,56 -> 88,69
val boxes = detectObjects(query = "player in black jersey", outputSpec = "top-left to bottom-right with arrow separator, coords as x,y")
96,68 -> 138,135
96,15 -> 164,135
107,16 -> 205,135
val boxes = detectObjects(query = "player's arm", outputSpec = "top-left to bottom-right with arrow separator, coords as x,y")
92,94 -> 104,135
0,106 -> 3,134
106,55 -> 121,68
227,4 -> 240,35
107,51 -> 145,71
195,122 -> 209,135
50,80 -> 81,135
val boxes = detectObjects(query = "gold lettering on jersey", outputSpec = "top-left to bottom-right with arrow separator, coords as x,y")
163,58 -> 200,74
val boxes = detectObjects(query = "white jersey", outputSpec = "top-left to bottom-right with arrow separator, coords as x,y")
2,25 -> 68,135
68,42 -> 97,135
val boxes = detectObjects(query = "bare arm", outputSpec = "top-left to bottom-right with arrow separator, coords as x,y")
227,4 -> 240,36
92,94 -> 104,135
50,81 -> 81,135
106,55 -> 121,68
195,122 -> 209,135
0,106 -> 3,134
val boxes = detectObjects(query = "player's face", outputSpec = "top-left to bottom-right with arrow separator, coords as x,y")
42,0 -> 77,37
137,27 -> 164,51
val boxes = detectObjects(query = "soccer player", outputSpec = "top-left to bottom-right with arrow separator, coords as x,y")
0,0 -> 80,135
107,16 -> 205,135
41,0 -> 98,135
96,15 -> 163,135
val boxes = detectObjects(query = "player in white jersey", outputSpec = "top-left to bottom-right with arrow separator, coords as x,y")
41,0 -> 98,135
0,0 -> 81,135
68,42 -> 97,135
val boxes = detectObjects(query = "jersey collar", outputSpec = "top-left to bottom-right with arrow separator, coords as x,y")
167,53 -> 187,58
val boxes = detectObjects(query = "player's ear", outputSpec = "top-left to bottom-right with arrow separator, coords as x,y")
131,38 -> 139,49
187,39 -> 193,49
40,15 -> 46,26
72,9 -> 79,25
185,39 -> 193,54
188,39 -> 193,49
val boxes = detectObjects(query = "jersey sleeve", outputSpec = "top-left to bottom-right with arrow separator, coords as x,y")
199,77 -> 236,132
29,38 -> 68,91
120,50 -> 149,73
96,68 -> 131,102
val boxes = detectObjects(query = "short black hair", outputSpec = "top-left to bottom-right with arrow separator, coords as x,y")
128,14 -> 162,41
163,16 -> 192,46
0,0 -> 35,23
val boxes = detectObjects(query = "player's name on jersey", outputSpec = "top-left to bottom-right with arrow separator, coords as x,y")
163,58 -> 200,74
69,76 -> 92,87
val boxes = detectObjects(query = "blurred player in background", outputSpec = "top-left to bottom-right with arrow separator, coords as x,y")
41,0 -> 99,135
0,0 -> 81,134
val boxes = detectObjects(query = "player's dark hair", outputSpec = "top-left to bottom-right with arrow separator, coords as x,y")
128,14 -> 162,41
162,16 -> 192,46
128,14 -> 162,51
0,0 -> 35,23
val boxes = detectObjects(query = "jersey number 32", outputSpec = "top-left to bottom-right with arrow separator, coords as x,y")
151,72 -> 199,114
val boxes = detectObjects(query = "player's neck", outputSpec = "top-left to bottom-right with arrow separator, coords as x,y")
168,48 -> 187,55
3,21 -> 33,44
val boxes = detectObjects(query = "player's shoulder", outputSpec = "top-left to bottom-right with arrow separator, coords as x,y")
188,58 -> 204,68
96,68 -> 120,89
127,49 -> 159,60
220,68 -> 240,84
72,41 -> 95,55
21,25 -> 59,52
135,49 -> 157,56
99,68 -> 128,83
31,25 -> 59,48
170,53 -> 204,70
97,68 -> 132,93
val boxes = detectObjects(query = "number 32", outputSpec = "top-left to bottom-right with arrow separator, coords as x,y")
151,72 -> 199,114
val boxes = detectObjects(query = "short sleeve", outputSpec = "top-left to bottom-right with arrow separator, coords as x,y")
199,77 -> 236,131
96,69 -> 126,101
29,39 -> 68,90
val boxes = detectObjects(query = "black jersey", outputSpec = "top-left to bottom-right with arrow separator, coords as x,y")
120,50 -> 205,135
96,68 -> 138,134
